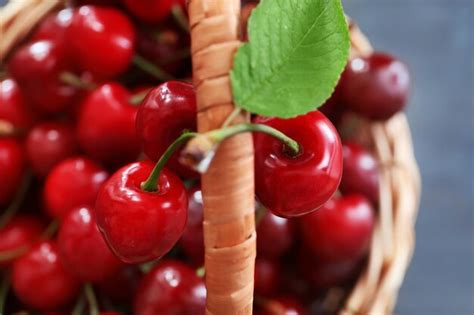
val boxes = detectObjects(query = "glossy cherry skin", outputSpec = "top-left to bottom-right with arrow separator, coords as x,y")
58,206 -> 124,282
134,260 -> 206,315
254,110 -> 343,218
68,6 -> 135,78
25,122 -> 79,177
43,157 -> 108,219
96,161 -> 187,264
256,210 -> 293,259
300,194 -> 375,263
32,9 -> 73,43
0,78 -> 36,131
179,185 -> 204,265
136,81 -> 197,178
77,83 -> 140,165
0,215 -> 44,268
11,241 -> 80,310
0,138 -> 26,205
340,142 -> 379,204
255,257 -> 281,298
123,0 -> 177,23
98,266 -> 141,303
258,296 -> 308,315
7,40 -> 77,115
340,52 -> 411,120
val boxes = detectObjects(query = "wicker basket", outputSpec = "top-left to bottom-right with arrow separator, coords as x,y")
0,1 -> 421,314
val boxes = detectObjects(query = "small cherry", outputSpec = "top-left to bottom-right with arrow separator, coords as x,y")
0,78 -> 36,132
340,52 -> 411,120
179,185 -> 204,265
257,296 -> 308,315
254,110 -> 343,218
95,160 -> 187,264
136,81 -> 197,178
256,210 -> 293,259
25,122 -> 79,177
57,206 -> 124,283
11,241 -> 81,310
0,215 -> 44,268
134,260 -> 206,315
123,0 -> 181,24
32,9 -> 73,43
43,157 -> 108,219
300,194 -> 375,263
0,138 -> 26,205
68,6 -> 135,78
255,257 -> 281,298
98,266 -> 141,303
340,141 -> 380,204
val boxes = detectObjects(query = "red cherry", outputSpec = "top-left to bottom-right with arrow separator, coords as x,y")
340,52 -> 411,120
32,9 -> 73,43
96,161 -> 187,264
68,6 -> 135,78
123,0 -> 177,23
254,111 -> 343,218
134,260 -> 206,315
255,257 -> 281,298
0,138 -> 25,205
256,210 -> 293,259
300,194 -> 375,263
77,83 -> 140,165
11,241 -> 80,310
43,157 -> 108,219
300,256 -> 361,289
0,215 -> 44,268
136,81 -> 197,178
0,78 -> 36,131
340,142 -> 379,204
98,266 -> 141,303
7,40 -> 78,115
58,206 -> 123,282
179,185 -> 204,265
258,296 -> 308,315
25,122 -> 79,177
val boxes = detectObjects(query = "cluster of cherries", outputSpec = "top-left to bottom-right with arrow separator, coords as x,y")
0,0 -> 411,314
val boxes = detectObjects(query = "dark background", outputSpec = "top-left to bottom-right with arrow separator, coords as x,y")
1,0 -> 473,314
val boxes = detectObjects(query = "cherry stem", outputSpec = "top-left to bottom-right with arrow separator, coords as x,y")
132,55 -> 174,81
141,131 -> 197,192
59,72 -> 96,90
196,266 -> 205,278
129,88 -> 152,105
255,204 -> 268,227
171,5 -> 190,33
0,274 -> 9,315
84,284 -> 99,315
71,294 -> 86,315
0,172 -> 32,229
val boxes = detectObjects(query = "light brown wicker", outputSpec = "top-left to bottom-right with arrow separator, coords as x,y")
0,1 -> 421,315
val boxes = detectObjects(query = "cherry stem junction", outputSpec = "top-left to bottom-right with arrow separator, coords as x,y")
129,88 -> 152,105
171,5 -> 190,33
132,54 -> 174,81
59,72 -> 96,90
141,131 -> 197,192
84,284 -> 99,315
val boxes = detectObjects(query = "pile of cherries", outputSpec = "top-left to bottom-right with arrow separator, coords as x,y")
0,0 -> 410,314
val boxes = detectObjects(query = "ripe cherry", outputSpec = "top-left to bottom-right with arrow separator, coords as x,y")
179,185 -> 204,265
77,83 -> 140,165
254,110 -> 343,218
340,52 -> 411,120
32,9 -> 73,43
95,161 -> 187,264
123,0 -> 179,23
98,266 -> 141,303
300,194 -> 375,263
11,241 -> 80,310
340,142 -> 379,204
134,260 -> 206,315
256,210 -> 293,259
58,206 -> 124,282
255,257 -> 281,298
0,138 -> 25,205
0,215 -> 44,268
43,157 -> 108,219
257,296 -> 308,315
25,122 -> 79,177
0,78 -> 36,131
136,81 -> 197,178
68,6 -> 135,78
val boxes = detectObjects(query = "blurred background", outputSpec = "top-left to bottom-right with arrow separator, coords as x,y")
342,0 -> 473,314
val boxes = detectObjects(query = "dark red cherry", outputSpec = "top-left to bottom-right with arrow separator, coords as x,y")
123,0 -> 178,23
134,260 -> 206,315
179,185 -> 204,265
25,122 -> 79,177
77,83 -> 140,165
258,296 -> 308,315
98,266 -> 141,303
68,6 -> 135,78
11,241 -> 80,310
0,78 -> 36,131
7,40 -> 78,115
0,215 -> 44,268
256,210 -> 293,259
254,111 -> 343,218
43,157 -> 108,219
58,206 -> 124,282
300,194 -> 375,263
96,161 -> 187,264
32,9 -> 73,43
340,142 -> 379,204
136,81 -> 197,178
255,257 -> 281,298
340,52 -> 411,120
0,138 -> 25,205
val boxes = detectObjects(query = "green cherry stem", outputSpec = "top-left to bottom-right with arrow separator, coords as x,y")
59,72 -> 96,90
0,172 -> 32,229
71,294 -> 86,315
132,54 -> 174,81
255,203 -> 268,227
196,266 -> 205,278
141,132 -> 197,192
171,5 -> 190,33
84,284 -> 99,315
0,273 -> 10,315
129,88 -> 152,106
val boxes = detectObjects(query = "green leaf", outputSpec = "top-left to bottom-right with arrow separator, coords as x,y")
231,0 -> 350,118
